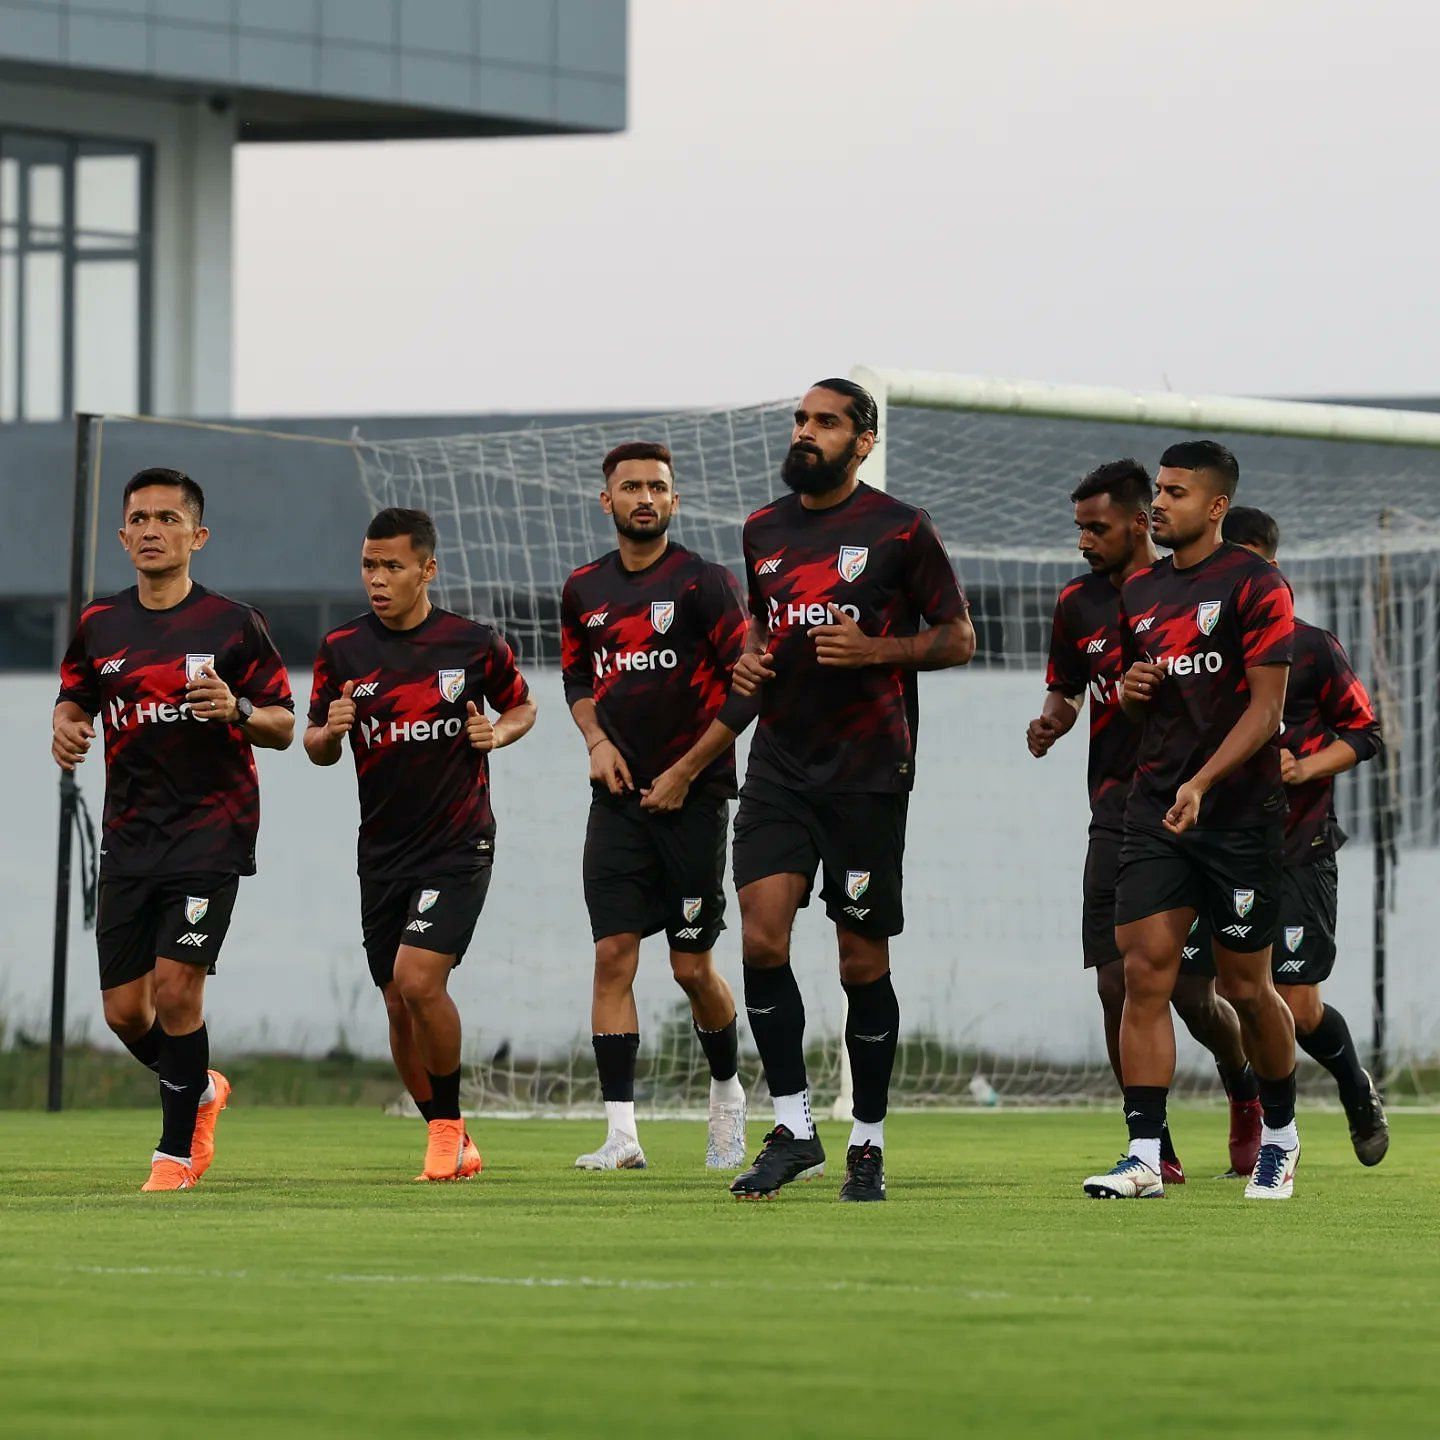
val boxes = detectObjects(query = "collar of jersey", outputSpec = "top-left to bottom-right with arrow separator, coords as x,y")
612,542 -> 676,582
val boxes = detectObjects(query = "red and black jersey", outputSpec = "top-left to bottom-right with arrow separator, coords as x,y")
55,583 -> 293,878
1281,619 -> 1381,866
1119,542 -> 1294,831
559,543 -> 750,796
308,608 -> 531,880
737,483 -> 967,793
1045,571 -> 1136,835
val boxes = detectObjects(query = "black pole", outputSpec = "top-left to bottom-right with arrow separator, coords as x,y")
48,412 -> 96,1112
1369,512 -> 1394,1087
1372,756 -> 1388,1082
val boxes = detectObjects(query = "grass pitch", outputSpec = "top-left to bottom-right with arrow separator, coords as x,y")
0,1107 -> 1435,1439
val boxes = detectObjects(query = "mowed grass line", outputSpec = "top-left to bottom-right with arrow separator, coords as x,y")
0,1109 -> 1435,1439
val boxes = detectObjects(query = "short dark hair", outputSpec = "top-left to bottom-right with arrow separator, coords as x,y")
1158,439 -> 1240,497
123,467 -> 205,526
1224,505 -> 1280,558
366,506 -> 437,556
810,377 -> 879,437
1070,458 -> 1152,512
602,441 -> 674,483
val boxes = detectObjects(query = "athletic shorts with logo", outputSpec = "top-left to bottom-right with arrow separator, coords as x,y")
1114,822 -> 1283,955
1083,830 -> 1211,975
1191,854 -> 1338,983
359,855 -> 492,988
731,777 -> 907,938
96,872 -> 240,990
583,790 -> 728,953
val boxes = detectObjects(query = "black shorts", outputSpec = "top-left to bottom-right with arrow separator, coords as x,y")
1115,822 -> 1283,955
96,872 -> 240,991
1272,856 -> 1339,985
582,791 -> 728,953
732,778 -> 908,938
1084,831 -> 1212,975
360,863 -> 492,989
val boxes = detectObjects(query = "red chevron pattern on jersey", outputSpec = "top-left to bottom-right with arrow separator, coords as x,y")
560,543 -> 750,795
1119,542 -> 1294,830
1045,570 -> 1136,834
1280,619 -> 1382,865
309,608 -> 530,879
739,483 -> 967,793
56,584 -> 293,877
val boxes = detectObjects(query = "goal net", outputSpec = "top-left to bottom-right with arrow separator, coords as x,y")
353,372 -> 1440,1112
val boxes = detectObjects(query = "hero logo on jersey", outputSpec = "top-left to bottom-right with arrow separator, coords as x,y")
438,669 -> 466,703
1284,926 -> 1305,953
681,896 -> 703,923
845,870 -> 871,901
1233,888 -> 1255,919
418,889 -> 440,913
1197,601 -> 1222,636
650,600 -> 676,635
837,546 -> 869,583
184,896 -> 209,925
184,653 -> 216,684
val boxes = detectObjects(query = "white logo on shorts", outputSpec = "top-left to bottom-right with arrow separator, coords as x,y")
184,896 -> 209,924
1221,924 -> 1251,939
674,927 -> 703,941
681,897 -> 702,923
1284,926 -> 1305,953
1277,958 -> 1305,974
845,870 -> 871,901
1233,889 -> 1255,919
843,905 -> 871,920
405,919 -> 432,934
418,889 -> 440,913
175,932 -> 207,947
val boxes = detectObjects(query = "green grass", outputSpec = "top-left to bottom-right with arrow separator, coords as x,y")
0,1108 -> 1436,1439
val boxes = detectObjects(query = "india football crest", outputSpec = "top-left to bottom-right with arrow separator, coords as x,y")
1284,926 -> 1305,953
650,600 -> 675,635
438,668 -> 465,703
682,897 -> 702,923
184,653 -> 216,684
838,546 -> 869,583
845,870 -> 871,901
418,889 -> 440,913
1233,888 -> 1255,919
1197,601 -> 1222,636
184,896 -> 209,925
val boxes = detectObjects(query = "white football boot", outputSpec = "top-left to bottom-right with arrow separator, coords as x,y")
1244,1138 -> 1300,1200
705,1091 -> 747,1169
574,1132 -> 647,1171
1083,1154 -> 1165,1199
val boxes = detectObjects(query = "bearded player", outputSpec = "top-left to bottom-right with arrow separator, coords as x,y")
561,442 -> 752,1172
1083,441 -> 1302,1201
1223,506 -> 1388,1163
305,508 -> 536,1182
1028,459 -> 1262,1182
726,378 -> 975,1202
53,468 -> 295,1191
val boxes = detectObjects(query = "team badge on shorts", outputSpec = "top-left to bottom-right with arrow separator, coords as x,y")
1197,601 -> 1222,636
184,896 -> 209,924
1233,888 -> 1255,919
418,889 -> 440,913
838,546 -> 869,583
681,896 -> 702,923
1284,926 -> 1305,953
650,600 -> 675,635
845,870 -> 871,901
438,669 -> 465,703
184,653 -> 216,684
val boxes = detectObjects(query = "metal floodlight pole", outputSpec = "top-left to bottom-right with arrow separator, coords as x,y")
48,412 -> 97,1112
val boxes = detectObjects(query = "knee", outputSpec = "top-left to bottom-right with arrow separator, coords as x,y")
741,922 -> 789,970
393,962 -> 442,1010
1170,980 -> 1216,1029
669,951 -> 710,994
1121,949 -> 1172,1005
382,985 -> 408,1028
1095,962 -> 1126,1017
1281,985 -> 1323,1035
592,936 -> 638,994
102,993 -> 151,1040
152,972 -> 201,1029
1218,971 -> 1266,1011
837,939 -> 888,988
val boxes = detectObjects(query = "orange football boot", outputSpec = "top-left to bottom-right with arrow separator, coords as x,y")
414,1117 -> 466,1181
141,1158 -> 196,1191
190,1070 -> 232,1181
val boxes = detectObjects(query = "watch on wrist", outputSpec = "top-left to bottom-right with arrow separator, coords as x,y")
234,696 -> 255,726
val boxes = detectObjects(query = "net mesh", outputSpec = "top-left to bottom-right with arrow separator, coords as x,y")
354,398 -> 1440,1111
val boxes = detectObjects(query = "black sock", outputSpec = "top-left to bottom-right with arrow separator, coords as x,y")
426,1067 -> 462,1121
843,972 -> 900,1125
1257,1068 -> 1297,1131
1217,1061 -> 1260,1104
416,1096 -> 437,1123
123,1019 -> 164,1074
156,1023 -> 209,1160
742,963 -> 807,1097
1298,1005 -> 1368,1111
693,1017 -> 739,1084
1123,1085 -> 1168,1143
1160,1123 -> 1179,1164
592,1032 -> 640,1103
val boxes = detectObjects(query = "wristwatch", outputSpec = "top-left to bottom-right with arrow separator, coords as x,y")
234,696 -> 255,726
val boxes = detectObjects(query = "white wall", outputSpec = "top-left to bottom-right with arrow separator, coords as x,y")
5,670 -> 1436,1074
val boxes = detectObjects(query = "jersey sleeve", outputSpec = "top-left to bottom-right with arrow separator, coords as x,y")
902,510 -> 968,624
307,636 -> 339,728
1117,585 -> 1140,670
741,522 -> 766,626
1237,567 -> 1295,668
1045,586 -> 1087,696
55,611 -> 100,714
560,577 -> 593,710
482,632 -> 531,714
236,609 -> 295,711
698,564 -> 750,673
1320,631 -> 1383,762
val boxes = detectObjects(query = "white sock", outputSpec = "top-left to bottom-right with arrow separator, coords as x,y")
1128,1137 -> 1162,1173
710,1073 -> 744,1106
604,1100 -> 638,1141
849,1118 -> 884,1150
772,1089 -> 814,1139
1262,1121 -> 1299,1151
152,1150 -> 191,1165
198,1075 -> 216,1106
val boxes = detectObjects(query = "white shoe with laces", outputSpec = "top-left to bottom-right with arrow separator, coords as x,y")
706,1092 -> 747,1169
1083,1154 -> 1165,1199
1244,1138 -> 1300,1199
574,1132 -> 647,1171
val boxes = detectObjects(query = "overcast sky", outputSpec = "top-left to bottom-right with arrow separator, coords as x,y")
233,0 -> 1440,417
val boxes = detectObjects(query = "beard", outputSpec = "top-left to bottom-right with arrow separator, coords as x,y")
612,509 -> 672,543
1151,514 -> 1202,551
781,438 -> 857,496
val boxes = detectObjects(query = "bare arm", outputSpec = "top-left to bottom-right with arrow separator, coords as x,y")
51,700 -> 96,772
1281,738 -> 1358,787
640,717 -> 741,813
303,680 -> 354,766
186,662 -> 294,751
490,698 -> 537,749
809,610 -> 975,672
568,698 -> 633,795
1026,689 -> 1082,758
